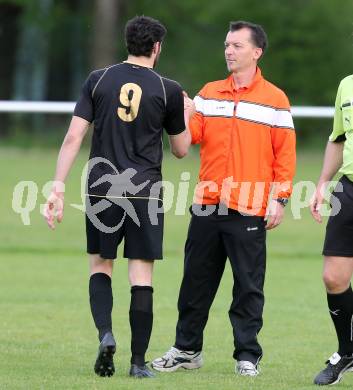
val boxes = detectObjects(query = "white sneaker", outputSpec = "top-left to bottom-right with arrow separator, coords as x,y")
151,346 -> 203,372
236,360 -> 259,376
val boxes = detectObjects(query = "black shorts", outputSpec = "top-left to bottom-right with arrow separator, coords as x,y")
85,196 -> 163,260
323,176 -> 353,257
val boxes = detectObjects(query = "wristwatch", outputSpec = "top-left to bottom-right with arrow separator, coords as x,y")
275,197 -> 289,207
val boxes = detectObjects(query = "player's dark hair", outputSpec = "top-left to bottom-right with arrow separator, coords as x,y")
125,16 -> 167,57
229,20 -> 268,56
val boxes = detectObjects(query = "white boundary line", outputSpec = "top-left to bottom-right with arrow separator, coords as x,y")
0,100 -> 335,118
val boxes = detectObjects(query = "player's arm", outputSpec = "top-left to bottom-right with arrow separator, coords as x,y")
310,140 -> 344,223
164,82 -> 192,158
310,81 -> 345,223
45,71 -> 95,229
317,140 -> 344,183
44,116 -> 90,229
168,92 -> 194,158
53,116 -> 90,184
169,130 -> 191,158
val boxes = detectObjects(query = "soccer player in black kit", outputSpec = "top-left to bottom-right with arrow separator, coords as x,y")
44,16 -> 191,378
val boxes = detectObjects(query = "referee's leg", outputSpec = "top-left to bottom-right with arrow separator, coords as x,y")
321,178 -> 353,358
175,209 -> 227,352
323,256 -> 353,357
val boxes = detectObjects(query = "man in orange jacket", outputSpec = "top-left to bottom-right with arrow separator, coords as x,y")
152,20 -> 296,376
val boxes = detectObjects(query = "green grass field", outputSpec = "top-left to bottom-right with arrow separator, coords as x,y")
1,147 -> 353,389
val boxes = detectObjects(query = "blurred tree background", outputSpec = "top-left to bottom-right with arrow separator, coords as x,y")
0,0 -> 353,147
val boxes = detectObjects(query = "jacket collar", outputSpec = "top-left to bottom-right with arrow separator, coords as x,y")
217,67 -> 263,93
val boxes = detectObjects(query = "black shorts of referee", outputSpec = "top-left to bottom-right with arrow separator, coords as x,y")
323,175 -> 353,257
85,196 -> 163,260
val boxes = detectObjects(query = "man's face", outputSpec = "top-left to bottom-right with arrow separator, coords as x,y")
224,28 -> 262,73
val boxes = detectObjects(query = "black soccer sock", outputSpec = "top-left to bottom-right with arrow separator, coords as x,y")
89,273 -> 113,341
327,285 -> 353,356
129,285 -> 153,366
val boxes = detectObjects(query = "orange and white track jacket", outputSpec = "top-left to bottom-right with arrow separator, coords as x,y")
190,67 -> 296,216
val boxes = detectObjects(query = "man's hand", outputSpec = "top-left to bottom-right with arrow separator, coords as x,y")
310,184 -> 325,223
265,199 -> 285,230
310,141 -> 343,223
183,91 -> 196,119
44,191 -> 64,230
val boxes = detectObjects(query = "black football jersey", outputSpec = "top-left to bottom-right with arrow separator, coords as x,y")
74,62 -> 185,197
